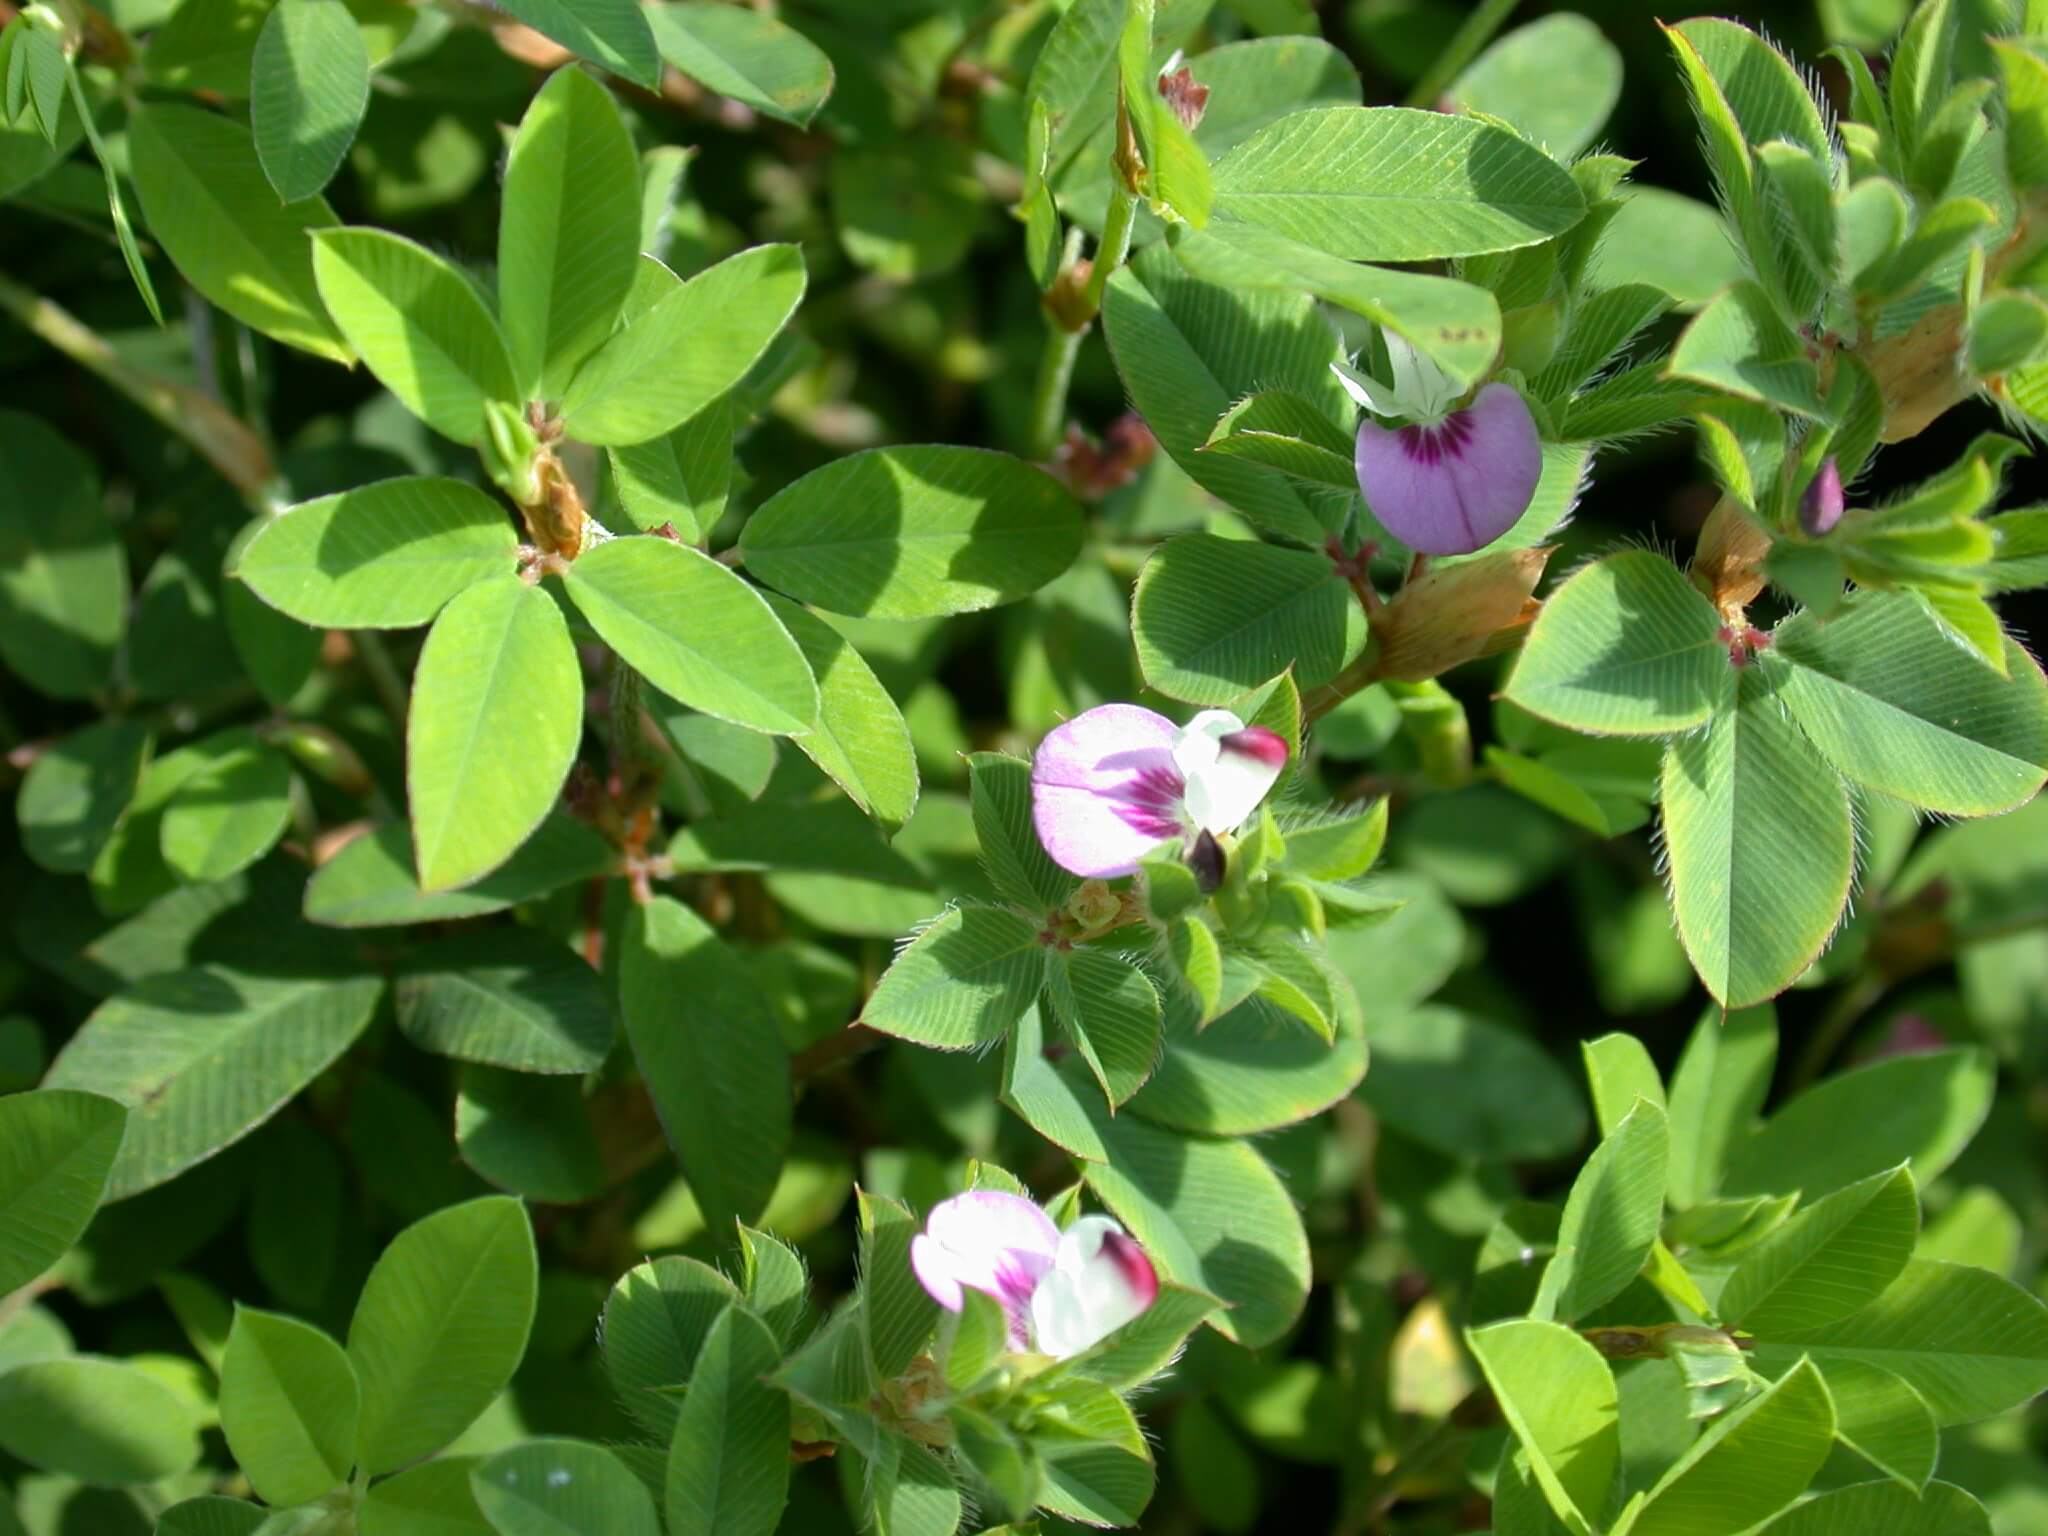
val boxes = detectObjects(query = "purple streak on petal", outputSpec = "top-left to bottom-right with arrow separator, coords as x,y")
1219,726 -> 1288,770
1031,704 -> 1188,879
1099,1229 -> 1159,1308
1354,382 -> 1543,556
914,1192 -> 1061,1348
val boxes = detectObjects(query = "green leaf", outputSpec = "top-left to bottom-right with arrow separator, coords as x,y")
1533,1100 -> 1668,1324
1209,105 -> 1585,261
1997,37 -> 2048,188
347,1196 -> 538,1473
739,446 -> 1085,620
359,1456 -> 494,1536
1661,666 -> 1856,1009
154,1496 -> 270,1536
1585,188 -> 1747,309
1665,1004 -> 1777,1208
1468,1319 -> 1619,1533
565,536 -> 816,734
17,719 -> 149,874
1750,1258 -> 2048,1426
456,1064 -> 606,1203
620,896 -> 792,1233
1719,1165 -> 1920,1333
1627,1358 -> 1836,1536
311,228 -> 520,445
1133,533 -> 1365,705
394,928 -> 614,1074
1757,1480 -> 1991,1536
859,1188 -> 938,1379
1200,389 -> 1360,491
494,0 -> 659,87
1722,1048 -> 1995,1200
1581,1033 -> 1666,1138
1504,551 -> 1728,735
0,1089 -> 127,1296
1130,978 -> 1366,1137
158,738 -> 292,884
1032,1378 -> 1157,1527
473,1439 -> 661,1536
305,814 -> 616,928
127,104 -> 348,361
141,0 -> 270,94
560,245 -> 804,446
649,2 -> 833,127
219,1307 -> 359,1507
0,1356 -> 201,1485
1771,591 -> 2048,817
1102,242 -> 1349,547
499,65 -> 643,400
1822,1358 -> 1938,1490
967,750 -> 1075,913
1966,290 -> 2048,375
1002,1002 -> 1109,1161
0,410 -> 127,699
408,576 -> 584,893
1167,221 -> 1501,391
1671,18 -> 1834,165
861,904 -> 1043,1049
609,402 -> 730,541
1668,280 -> 1830,419
942,1287 -> 1009,1394
250,0 -> 369,204
1045,947 -> 1162,1109
43,967 -> 382,1201
738,1225 -> 809,1349
1077,1099 -> 1310,1348
1449,13 -> 1624,160
666,1306 -> 790,1536
1357,1005 -> 1587,1162
601,1255 -> 739,1439
235,477 -> 518,629
866,1432 -> 961,1536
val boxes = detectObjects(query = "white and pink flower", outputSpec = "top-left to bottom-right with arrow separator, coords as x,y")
910,1191 -> 1159,1358
1335,334 -> 1543,557
1029,705 -> 1288,880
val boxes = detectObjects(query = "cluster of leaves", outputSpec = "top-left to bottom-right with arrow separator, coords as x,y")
4,0 -> 2048,1532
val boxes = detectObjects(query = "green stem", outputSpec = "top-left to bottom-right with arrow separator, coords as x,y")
354,632 -> 411,735
1404,0 -> 1519,108
1081,184 -> 1138,319
0,269 -> 273,504
1027,324 -> 1084,461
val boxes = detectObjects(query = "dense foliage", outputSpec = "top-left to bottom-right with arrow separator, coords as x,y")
3,0 -> 2048,1532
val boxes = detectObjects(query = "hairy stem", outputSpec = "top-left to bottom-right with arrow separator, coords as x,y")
1028,323 -> 1085,461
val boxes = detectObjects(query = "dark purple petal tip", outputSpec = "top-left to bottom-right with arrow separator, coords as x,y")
1354,383 -> 1543,556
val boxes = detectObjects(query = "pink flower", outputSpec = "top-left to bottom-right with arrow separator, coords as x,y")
909,1191 -> 1159,1358
1030,705 -> 1289,879
1335,337 -> 1543,556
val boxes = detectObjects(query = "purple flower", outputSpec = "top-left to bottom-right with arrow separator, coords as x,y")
1335,337 -> 1543,557
909,1191 -> 1160,1358
1030,705 -> 1289,879
1799,457 -> 1844,537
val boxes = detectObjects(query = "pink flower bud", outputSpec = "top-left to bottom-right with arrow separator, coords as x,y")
1799,457 -> 1844,537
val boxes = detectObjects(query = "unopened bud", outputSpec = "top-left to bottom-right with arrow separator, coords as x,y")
1188,830 -> 1225,894
1064,879 -> 1122,931
1799,458 -> 1844,537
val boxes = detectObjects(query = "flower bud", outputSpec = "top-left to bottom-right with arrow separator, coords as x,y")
1799,457 -> 1844,537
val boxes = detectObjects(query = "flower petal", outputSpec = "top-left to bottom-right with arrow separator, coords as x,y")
1174,710 -> 1286,835
914,1192 -> 1062,1346
1028,1215 -> 1160,1359
1355,382 -> 1542,556
1032,704 -> 1187,879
